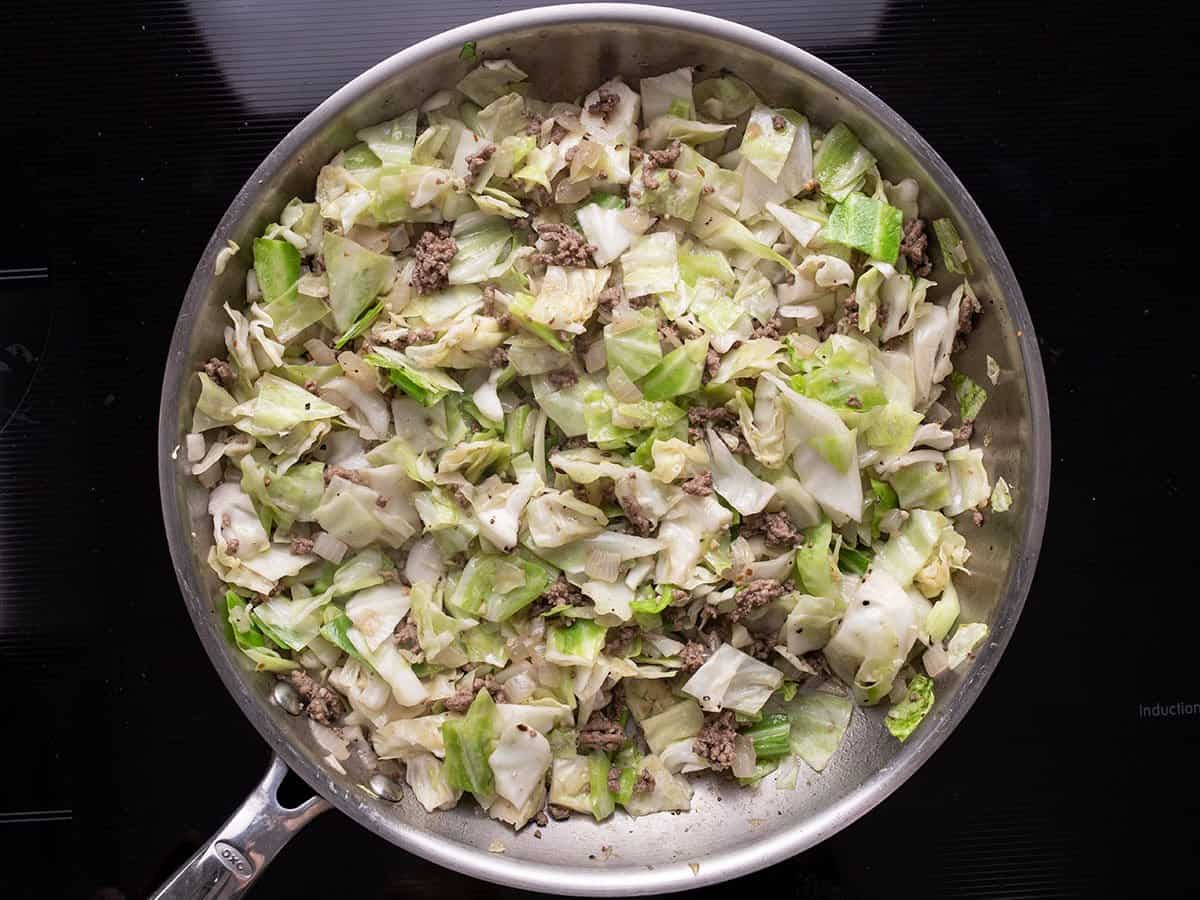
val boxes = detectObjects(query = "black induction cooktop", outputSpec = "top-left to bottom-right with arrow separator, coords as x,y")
1,1 -> 1194,897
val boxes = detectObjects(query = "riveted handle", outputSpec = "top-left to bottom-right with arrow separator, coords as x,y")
149,755 -> 329,899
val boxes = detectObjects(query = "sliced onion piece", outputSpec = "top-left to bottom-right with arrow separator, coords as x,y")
731,734 -> 757,778
606,367 -> 642,403
304,338 -> 337,365
584,548 -> 622,583
185,433 -> 206,462
313,531 -> 349,564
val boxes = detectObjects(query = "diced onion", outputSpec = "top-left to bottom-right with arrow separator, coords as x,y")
310,720 -> 350,760
584,548 -> 622,583
619,206 -> 654,235
214,239 -> 239,276
191,440 -> 227,475
923,642 -> 949,678
731,734 -> 757,778
499,670 -> 537,703
324,753 -> 347,775
185,433 -> 206,462
297,272 -> 329,297
606,367 -> 642,403
583,340 -> 607,373
305,338 -> 337,365
778,304 -> 823,327
729,537 -> 755,582
337,351 -> 378,392
245,269 -> 261,301
313,531 -> 349,564
554,179 -> 590,204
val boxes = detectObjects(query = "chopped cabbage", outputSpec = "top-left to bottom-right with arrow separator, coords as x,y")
193,62 -> 1004,823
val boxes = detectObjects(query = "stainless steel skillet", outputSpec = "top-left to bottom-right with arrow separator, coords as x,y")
154,4 -> 1051,896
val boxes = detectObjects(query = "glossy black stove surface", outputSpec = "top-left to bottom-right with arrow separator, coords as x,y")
2,1 -> 1194,897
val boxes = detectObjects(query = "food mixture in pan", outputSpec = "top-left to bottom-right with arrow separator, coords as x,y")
187,57 -> 1012,828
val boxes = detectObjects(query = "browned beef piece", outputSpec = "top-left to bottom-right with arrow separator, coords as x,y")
410,228 -> 457,294
284,670 -> 345,726
732,579 -> 788,622
693,710 -> 737,771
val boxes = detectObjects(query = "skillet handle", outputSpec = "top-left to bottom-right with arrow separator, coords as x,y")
149,754 -> 330,900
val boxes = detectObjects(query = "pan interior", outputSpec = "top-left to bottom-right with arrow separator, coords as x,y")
158,8 -> 1047,895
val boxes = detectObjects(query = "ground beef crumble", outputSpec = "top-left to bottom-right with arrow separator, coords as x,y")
972,509 -> 986,528
638,140 -> 683,191
488,345 -> 509,369
597,286 -> 622,316
577,712 -> 625,753
203,357 -> 234,387
748,636 -> 776,661
732,579 -> 788,622
686,405 -> 744,449
465,143 -> 497,181
449,483 -> 472,509
324,465 -> 365,485
952,420 -> 974,444
679,641 -> 710,674
634,769 -> 656,793
546,803 -> 572,821
645,141 -> 682,169
410,228 -> 457,294
443,677 -> 502,714
693,711 -> 737,771
899,218 -> 932,277
289,537 -> 314,555
284,670 -> 345,726
481,285 -> 513,329
703,346 -> 722,382
771,113 -> 787,131
955,290 -> 984,349
739,511 -> 804,547
385,326 -> 436,351
532,574 -> 586,615
607,767 -> 623,794
618,485 -> 656,537
533,222 -> 594,267
658,319 -> 682,351
604,624 -> 640,657
587,89 -> 620,119
750,315 -> 783,340
393,619 -> 419,649
546,367 -> 579,389
681,471 -> 713,496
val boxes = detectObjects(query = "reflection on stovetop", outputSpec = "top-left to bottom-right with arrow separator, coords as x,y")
1,0 -> 1195,897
